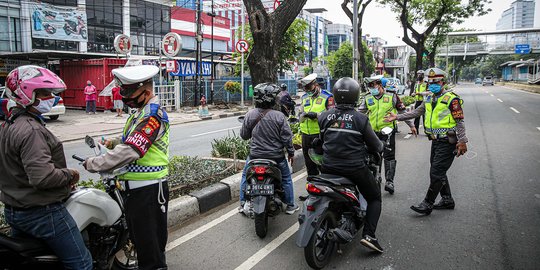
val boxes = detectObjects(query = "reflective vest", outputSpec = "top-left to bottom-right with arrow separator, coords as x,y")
120,103 -> 170,180
300,91 -> 332,135
415,82 -> 427,102
365,93 -> 397,132
424,92 -> 461,135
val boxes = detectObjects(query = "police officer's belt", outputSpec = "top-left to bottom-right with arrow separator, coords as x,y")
428,134 -> 448,141
126,179 -> 166,190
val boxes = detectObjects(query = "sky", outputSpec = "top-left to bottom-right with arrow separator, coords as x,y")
304,0 -> 540,45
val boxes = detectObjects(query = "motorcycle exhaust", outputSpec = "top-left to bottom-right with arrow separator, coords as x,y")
326,228 -> 354,244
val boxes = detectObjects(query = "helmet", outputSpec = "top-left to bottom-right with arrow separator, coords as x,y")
280,83 -> 287,90
5,65 -> 66,107
363,74 -> 384,85
332,77 -> 360,105
253,83 -> 280,108
380,77 -> 388,88
416,70 -> 425,75
300,73 -> 317,87
425,67 -> 447,83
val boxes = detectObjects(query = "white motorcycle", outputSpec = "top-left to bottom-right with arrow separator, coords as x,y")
0,136 -> 137,269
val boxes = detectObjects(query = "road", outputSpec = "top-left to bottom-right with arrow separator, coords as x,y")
64,117 -> 241,181
162,83 -> 540,269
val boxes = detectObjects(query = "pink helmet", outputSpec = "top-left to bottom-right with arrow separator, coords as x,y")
5,65 -> 66,107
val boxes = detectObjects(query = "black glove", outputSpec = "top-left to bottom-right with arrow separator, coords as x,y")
305,112 -> 318,119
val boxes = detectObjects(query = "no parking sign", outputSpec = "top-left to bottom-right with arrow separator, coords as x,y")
236,39 -> 249,53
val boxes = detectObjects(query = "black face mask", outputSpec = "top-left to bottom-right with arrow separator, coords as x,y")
417,76 -> 424,81
122,91 -> 146,108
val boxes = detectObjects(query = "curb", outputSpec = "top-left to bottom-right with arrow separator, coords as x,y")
200,111 -> 246,121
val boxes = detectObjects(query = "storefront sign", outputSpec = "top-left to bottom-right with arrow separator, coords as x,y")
162,33 -> 182,58
30,2 -> 88,42
166,60 -> 178,72
169,60 -> 212,77
114,34 -> 132,54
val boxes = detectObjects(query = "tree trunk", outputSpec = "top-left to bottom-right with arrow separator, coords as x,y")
428,51 -> 436,67
247,45 -> 279,86
358,28 -> 368,77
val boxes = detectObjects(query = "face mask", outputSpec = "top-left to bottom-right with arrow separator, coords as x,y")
418,76 -> 424,81
305,84 -> 318,97
122,91 -> 146,108
428,83 -> 442,94
369,87 -> 380,96
33,97 -> 56,114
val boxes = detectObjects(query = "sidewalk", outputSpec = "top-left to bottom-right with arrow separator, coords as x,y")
497,82 -> 540,94
47,105 -> 249,142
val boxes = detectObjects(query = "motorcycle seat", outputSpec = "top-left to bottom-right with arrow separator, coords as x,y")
308,174 -> 355,186
0,233 -> 49,253
248,159 -> 278,166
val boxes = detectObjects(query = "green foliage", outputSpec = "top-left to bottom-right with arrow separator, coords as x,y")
303,66 -> 313,75
78,179 -> 106,191
401,96 -> 416,107
327,41 -> 375,79
211,132 -> 250,160
224,81 -> 242,94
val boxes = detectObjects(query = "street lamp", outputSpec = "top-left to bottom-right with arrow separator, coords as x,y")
206,0 -> 216,105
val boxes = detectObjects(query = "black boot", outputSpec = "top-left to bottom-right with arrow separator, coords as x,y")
433,195 -> 455,209
384,160 -> 396,194
410,200 -> 433,215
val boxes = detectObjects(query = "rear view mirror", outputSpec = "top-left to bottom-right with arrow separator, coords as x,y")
237,116 -> 245,123
85,135 -> 96,149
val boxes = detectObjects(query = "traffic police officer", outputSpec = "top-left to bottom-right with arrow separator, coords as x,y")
298,73 -> 334,176
411,70 -> 429,131
360,75 -> 416,194
385,67 -> 468,215
84,65 -> 170,269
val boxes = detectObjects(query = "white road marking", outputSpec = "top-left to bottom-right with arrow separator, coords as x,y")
165,172 -> 307,251
485,90 -> 489,93
234,223 -> 299,270
536,127 -> 540,132
497,98 -> 503,103
190,126 -> 242,137
490,94 -> 494,97
510,107 -> 520,114
404,134 -> 412,139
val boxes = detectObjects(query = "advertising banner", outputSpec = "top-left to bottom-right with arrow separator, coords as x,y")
30,1 -> 88,42
171,7 -> 231,42
169,60 -> 212,77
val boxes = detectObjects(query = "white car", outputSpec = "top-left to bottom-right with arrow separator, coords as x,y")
0,87 -> 65,120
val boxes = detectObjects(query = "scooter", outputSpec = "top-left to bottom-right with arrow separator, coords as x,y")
296,127 -> 392,269
0,136 -> 137,269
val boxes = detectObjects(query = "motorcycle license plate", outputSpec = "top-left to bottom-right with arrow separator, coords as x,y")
246,184 -> 274,195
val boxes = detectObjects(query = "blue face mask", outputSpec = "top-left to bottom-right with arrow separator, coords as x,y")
428,83 -> 442,94
369,87 -> 380,96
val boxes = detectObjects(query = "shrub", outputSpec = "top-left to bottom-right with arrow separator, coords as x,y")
211,132 -> 250,160
0,202 -> 6,228
401,95 -> 416,107
224,81 -> 242,95
78,179 -> 106,191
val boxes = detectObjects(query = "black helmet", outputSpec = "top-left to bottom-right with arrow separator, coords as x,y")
280,83 -> 287,90
254,83 -> 280,109
332,77 -> 360,105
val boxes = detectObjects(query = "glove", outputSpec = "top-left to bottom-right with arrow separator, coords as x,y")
306,112 -> 318,119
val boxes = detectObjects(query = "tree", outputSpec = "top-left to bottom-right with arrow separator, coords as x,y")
341,0 -> 373,78
327,41 -> 375,79
243,0 -> 307,85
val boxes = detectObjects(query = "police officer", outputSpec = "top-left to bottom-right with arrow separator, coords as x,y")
360,75 -> 416,194
84,65 -> 170,269
318,77 -> 384,253
298,73 -> 334,176
385,68 -> 468,215
411,70 -> 429,131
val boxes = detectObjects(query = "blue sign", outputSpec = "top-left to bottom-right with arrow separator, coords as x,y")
170,60 -> 212,77
515,44 -> 531,54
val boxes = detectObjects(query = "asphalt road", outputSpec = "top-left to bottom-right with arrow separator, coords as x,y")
63,117 -> 242,181
164,83 -> 540,269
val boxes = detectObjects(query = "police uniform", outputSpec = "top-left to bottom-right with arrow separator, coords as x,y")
298,73 -> 334,176
413,75 -> 428,131
395,68 -> 468,215
84,65 -> 170,269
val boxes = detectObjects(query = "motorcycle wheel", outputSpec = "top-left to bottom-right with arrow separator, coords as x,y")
304,210 -> 337,269
254,212 -> 268,238
111,239 -> 138,270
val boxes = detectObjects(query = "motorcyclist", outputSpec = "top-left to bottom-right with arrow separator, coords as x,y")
318,77 -> 384,253
239,83 -> 298,215
0,65 -> 93,269
83,65 -> 170,270
277,83 -> 296,117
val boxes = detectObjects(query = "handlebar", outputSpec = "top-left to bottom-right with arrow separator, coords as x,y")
72,154 -> 86,162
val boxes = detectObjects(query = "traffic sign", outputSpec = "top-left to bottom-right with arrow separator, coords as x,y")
515,44 -> 531,54
114,34 -> 132,54
236,39 -> 249,53
162,32 -> 182,58
273,0 -> 283,10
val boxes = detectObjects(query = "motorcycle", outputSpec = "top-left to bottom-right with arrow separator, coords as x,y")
63,19 -> 87,39
0,136 -> 137,269
42,23 -> 56,34
295,127 -> 393,269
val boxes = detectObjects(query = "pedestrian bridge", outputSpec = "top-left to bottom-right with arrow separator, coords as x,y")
437,28 -> 540,57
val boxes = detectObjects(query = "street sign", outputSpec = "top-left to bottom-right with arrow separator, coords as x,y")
273,0 -> 283,10
114,34 -> 132,54
236,39 -> 249,53
162,32 -> 183,58
166,60 -> 178,72
515,44 -> 531,54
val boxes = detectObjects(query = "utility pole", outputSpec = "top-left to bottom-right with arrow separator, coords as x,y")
195,0 -> 202,107
240,4 -> 245,108
352,0 -> 359,81
209,0 -> 215,104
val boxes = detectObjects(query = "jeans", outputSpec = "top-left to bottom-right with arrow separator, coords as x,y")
240,157 -> 295,206
86,100 -> 96,113
4,203 -> 93,270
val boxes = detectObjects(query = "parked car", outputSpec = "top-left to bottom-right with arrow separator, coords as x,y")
385,77 -> 407,95
0,87 -> 65,120
475,78 -> 482,84
482,76 -> 494,86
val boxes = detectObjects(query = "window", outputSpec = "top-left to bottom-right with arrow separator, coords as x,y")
0,15 -> 22,52
86,0 -> 123,53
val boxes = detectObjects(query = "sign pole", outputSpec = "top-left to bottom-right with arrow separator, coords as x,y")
241,4 -> 245,108
159,41 -> 163,90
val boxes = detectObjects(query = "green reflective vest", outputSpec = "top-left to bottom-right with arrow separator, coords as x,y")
415,82 -> 427,101
365,93 -> 397,132
300,91 -> 332,135
424,92 -> 461,135
120,105 -> 170,181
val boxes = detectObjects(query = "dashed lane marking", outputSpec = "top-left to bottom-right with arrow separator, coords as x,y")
497,98 -> 503,103
490,94 -> 494,97
190,126 -> 242,137
510,107 -> 520,114
537,127 -> 540,132
404,134 -> 412,139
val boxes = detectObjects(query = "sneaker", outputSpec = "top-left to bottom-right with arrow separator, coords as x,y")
285,204 -> 299,215
360,235 -> 384,253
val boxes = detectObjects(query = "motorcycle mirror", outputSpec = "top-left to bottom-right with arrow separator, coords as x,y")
237,116 -> 245,123
381,127 -> 393,136
85,135 -> 96,149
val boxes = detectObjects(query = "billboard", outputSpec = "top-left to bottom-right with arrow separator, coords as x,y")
202,0 -> 278,12
169,60 -> 212,77
171,7 -> 231,42
30,2 -> 88,42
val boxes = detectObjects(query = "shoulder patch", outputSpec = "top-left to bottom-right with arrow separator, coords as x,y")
316,98 -> 323,104
441,95 -> 451,104
304,99 -> 310,106
383,96 -> 390,103
367,98 -> 375,106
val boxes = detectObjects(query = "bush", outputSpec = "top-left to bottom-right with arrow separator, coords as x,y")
78,179 -> 106,191
401,95 -> 416,107
224,81 -> 242,95
211,132 -> 249,160
0,202 -> 6,228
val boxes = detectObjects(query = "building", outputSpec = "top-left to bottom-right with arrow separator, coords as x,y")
383,44 -> 412,84
365,35 -> 386,74
496,0 -> 535,30
298,8 -> 328,65
327,23 -> 352,52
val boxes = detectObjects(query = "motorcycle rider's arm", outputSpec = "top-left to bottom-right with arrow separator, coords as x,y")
358,99 -> 368,114
393,94 -> 415,128
280,116 -> 295,157
240,111 -> 253,140
396,102 -> 425,121
363,120 -> 383,154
